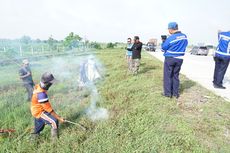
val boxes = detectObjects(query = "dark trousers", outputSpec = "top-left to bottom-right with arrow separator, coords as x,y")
24,83 -> 34,101
164,57 -> 183,97
213,57 -> 230,86
33,112 -> 59,134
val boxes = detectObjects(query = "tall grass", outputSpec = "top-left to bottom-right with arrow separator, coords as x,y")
0,49 -> 230,153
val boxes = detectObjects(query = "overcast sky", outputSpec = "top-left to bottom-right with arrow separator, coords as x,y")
0,0 -> 229,45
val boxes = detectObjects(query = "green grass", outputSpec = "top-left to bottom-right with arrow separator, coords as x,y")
1,49 -> 230,153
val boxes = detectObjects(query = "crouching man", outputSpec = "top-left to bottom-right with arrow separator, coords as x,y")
31,72 -> 65,140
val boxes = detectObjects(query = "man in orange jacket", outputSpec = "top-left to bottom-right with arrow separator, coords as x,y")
31,72 -> 65,140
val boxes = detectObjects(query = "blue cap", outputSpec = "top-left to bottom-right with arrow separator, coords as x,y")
168,22 -> 178,30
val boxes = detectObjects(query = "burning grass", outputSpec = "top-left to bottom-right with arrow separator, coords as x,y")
1,49 -> 230,152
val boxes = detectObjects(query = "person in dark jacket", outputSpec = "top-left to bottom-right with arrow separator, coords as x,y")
127,36 -> 142,74
19,59 -> 35,101
161,22 -> 188,98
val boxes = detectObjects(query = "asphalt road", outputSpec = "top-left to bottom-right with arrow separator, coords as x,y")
147,50 -> 230,101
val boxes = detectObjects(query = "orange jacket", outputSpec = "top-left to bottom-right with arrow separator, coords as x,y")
31,84 -> 53,118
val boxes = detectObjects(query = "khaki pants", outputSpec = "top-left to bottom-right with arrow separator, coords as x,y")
132,59 -> 140,74
127,57 -> 133,71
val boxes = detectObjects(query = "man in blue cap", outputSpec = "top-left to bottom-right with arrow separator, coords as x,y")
161,22 -> 188,98
213,30 -> 230,89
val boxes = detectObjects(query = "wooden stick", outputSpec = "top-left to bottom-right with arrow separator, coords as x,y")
64,120 -> 87,131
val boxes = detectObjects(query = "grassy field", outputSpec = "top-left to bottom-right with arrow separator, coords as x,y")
1,49 -> 230,153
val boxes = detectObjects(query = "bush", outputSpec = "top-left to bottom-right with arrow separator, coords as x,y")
90,42 -> 102,49
106,42 -> 116,48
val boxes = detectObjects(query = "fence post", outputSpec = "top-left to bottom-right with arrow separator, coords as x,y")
3,47 -> 6,52
31,46 -> 34,55
19,45 -> 22,56
42,45 -> 44,54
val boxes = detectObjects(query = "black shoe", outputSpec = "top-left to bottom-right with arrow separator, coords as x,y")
173,95 -> 180,99
161,93 -> 172,98
213,84 -> 226,89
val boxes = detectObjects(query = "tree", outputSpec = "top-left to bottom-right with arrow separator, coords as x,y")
106,42 -> 116,48
48,35 -> 54,47
35,38 -> 42,43
90,42 -> 102,49
63,32 -> 82,49
48,35 -> 58,50
20,35 -> 32,44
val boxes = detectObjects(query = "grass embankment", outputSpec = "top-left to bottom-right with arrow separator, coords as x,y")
0,49 -> 230,153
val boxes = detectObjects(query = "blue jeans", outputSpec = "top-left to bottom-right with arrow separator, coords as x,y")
33,112 -> 59,134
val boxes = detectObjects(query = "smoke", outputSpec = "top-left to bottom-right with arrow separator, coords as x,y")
85,85 -> 108,121
78,55 -> 109,121
78,55 -> 101,87
1,46 -> 109,122
49,57 -> 74,81
40,52 -> 109,121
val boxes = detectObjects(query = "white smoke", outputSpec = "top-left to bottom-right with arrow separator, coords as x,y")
78,55 -> 102,86
48,57 -> 74,81
85,86 -> 108,121
36,53 -> 109,121
78,55 -> 109,121
87,107 -> 108,121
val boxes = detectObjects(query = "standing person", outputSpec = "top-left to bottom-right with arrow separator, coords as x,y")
213,31 -> 230,89
19,59 -> 34,101
31,72 -> 65,140
126,38 -> 133,71
161,22 -> 188,98
127,36 -> 142,74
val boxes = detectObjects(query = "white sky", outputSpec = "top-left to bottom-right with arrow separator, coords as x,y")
0,0 -> 229,45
